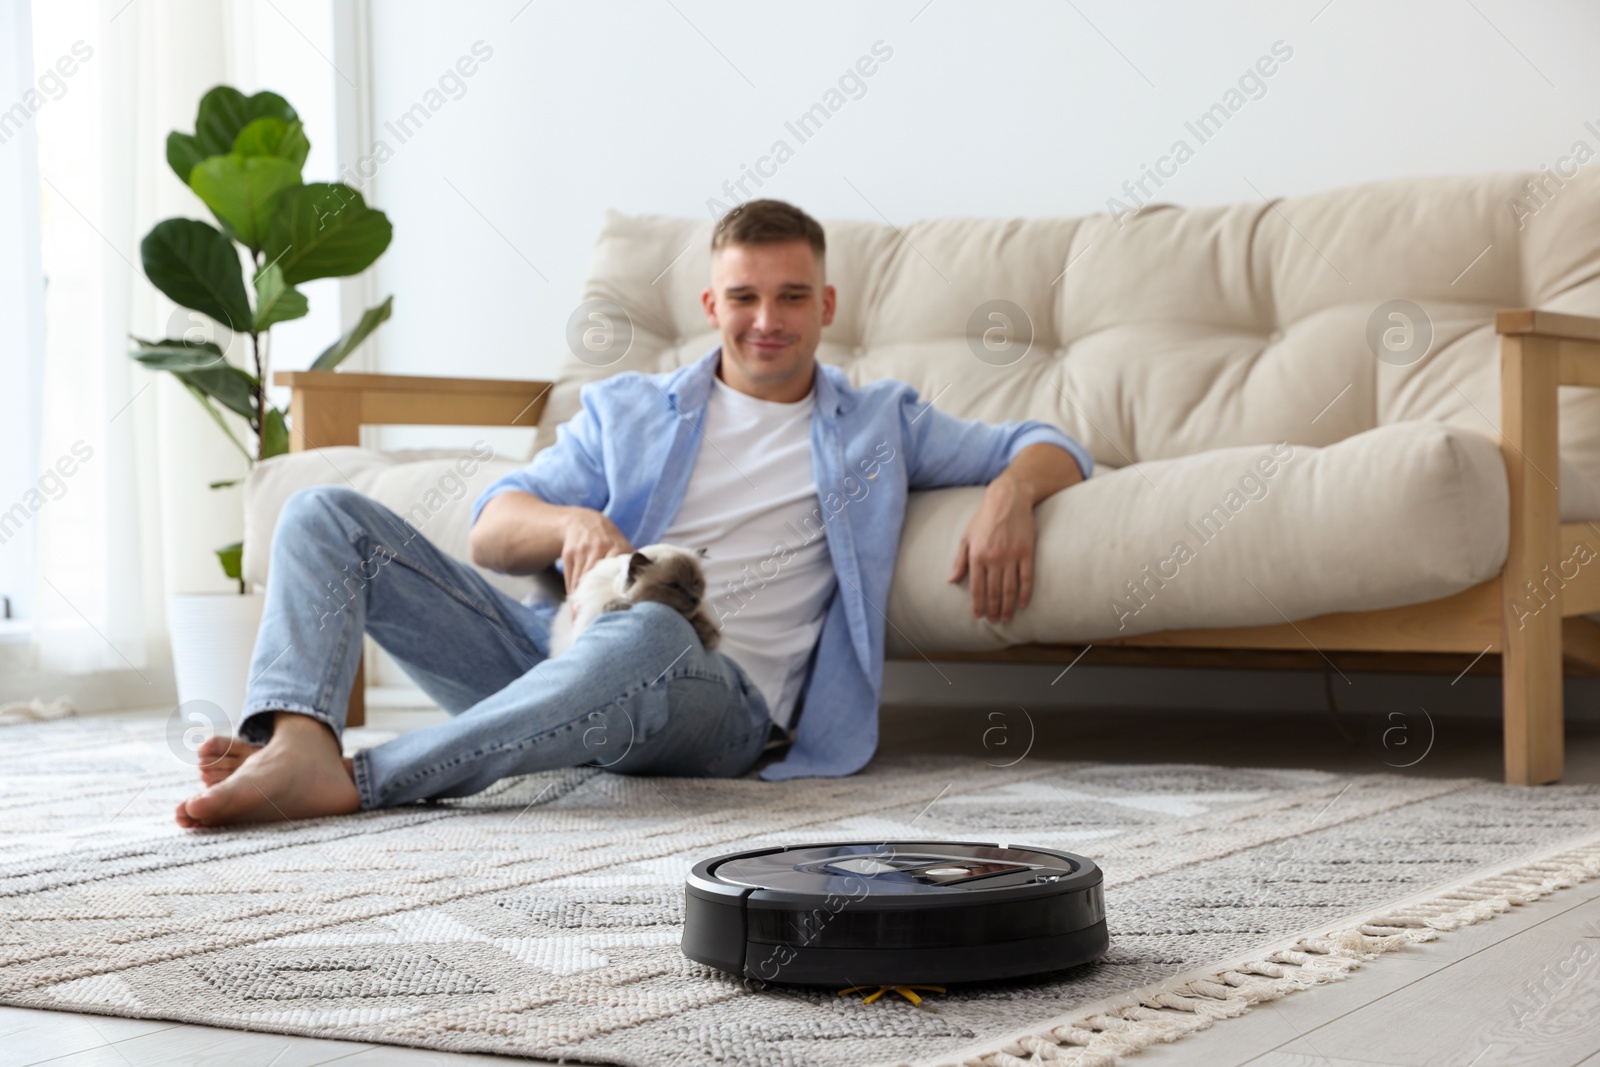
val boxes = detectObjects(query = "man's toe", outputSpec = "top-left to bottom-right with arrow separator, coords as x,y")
182,789 -> 235,827
175,798 -> 200,828
197,735 -> 235,762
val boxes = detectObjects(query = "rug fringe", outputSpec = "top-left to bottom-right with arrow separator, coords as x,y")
931,834 -> 1600,1067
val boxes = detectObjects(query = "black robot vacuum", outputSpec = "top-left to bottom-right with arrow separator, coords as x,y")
682,841 -> 1107,987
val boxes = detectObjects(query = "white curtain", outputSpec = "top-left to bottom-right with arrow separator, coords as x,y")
29,0 -> 159,681
0,0 -> 47,641
20,1 -> 266,699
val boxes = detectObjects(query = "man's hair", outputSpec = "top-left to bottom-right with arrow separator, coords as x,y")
711,199 -> 826,259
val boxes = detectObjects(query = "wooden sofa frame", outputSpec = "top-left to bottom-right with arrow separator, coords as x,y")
274,308 -> 1600,784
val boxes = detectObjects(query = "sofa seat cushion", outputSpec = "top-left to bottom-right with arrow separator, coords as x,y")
241,446 -> 539,605
885,421 -> 1510,655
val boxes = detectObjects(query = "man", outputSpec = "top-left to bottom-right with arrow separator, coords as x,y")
174,199 -> 1090,829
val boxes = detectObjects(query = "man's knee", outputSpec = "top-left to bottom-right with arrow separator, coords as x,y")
587,601 -> 699,653
280,485 -> 369,535
278,486 -> 417,549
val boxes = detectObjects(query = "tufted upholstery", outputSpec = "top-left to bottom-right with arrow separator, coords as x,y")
539,171 -> 1600,491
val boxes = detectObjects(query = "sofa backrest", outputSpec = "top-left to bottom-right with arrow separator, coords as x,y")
535,170 -> 1600,479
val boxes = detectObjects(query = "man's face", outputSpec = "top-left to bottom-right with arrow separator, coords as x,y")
702,239 -> 836,399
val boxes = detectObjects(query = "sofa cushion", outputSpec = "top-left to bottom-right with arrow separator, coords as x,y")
885,421 -> 1510,655
241,447 -> 539,604
247,419 -> 1508,655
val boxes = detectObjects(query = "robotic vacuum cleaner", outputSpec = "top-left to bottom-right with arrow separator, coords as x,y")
682,841 -> 1107,986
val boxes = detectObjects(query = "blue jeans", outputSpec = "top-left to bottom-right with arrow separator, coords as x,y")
239,486 -> 775,809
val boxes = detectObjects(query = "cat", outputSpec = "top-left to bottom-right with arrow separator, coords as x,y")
547,543 -> 721,657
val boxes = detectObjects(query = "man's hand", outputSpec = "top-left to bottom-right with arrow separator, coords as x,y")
470,492 -> 629,582
949,477 -> 1037,623
948,442 -> 1085,623
561,508 -> 633,594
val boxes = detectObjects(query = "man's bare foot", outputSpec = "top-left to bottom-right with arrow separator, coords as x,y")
175,712 -> 360,829
194,734 -> 354,789
195,734 -> 264,787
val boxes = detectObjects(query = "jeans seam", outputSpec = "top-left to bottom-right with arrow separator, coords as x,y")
312,599 -> 357,719
351,748 -> 377,809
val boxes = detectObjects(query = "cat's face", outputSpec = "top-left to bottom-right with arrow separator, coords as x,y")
624,545 -> 709,614
571,544 -> 710,612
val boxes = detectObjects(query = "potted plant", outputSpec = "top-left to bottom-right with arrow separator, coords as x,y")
133,85 -> 393,718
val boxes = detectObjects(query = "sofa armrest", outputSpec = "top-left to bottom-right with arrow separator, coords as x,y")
272,371 -> 552,451
1493,307 -> 1600,782
1496,308 -> 1600,344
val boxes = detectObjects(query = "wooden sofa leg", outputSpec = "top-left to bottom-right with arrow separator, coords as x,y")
1499,331 -> 1562,785
1501,598 -> 1563,784
348,660 -> 366,728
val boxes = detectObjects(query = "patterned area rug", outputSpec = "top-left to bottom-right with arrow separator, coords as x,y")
3,716 -> 1600,1067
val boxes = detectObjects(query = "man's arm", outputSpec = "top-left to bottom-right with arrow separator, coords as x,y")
902,389 -> 1092,492
468,380 -> 633,594
948,442 -> 1084,623
469,492 -> 632,594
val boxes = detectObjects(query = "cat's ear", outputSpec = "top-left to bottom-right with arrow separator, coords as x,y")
626,551 -> 651,587
695,547 -> 709,559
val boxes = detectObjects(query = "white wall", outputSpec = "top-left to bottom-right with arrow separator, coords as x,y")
361,0 -> 1600,447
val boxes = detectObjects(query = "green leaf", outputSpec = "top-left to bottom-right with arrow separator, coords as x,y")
130,337 -> 231,372
194,87 -> 297,158
311,295 -> 393,370
252,262 -> 309,331
189,154 -> 302,251
209,478 -> 241,489
167,132 -> 207,184
261,407 -> 289,459
133,339 -> 257,420
176,363 -> 258,422
215,541 -> 244,581
231,117 -> 310,170
140,218 -> 252,332
264,183 -> 392,285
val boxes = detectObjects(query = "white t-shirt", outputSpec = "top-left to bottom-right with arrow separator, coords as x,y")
659,374 -> 837,731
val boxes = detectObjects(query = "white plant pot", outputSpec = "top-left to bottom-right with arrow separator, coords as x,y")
167,592 -> 265,726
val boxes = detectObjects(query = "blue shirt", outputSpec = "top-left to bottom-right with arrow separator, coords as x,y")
472,345 -> 1092,781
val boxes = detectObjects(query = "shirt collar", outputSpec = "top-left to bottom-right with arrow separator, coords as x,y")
667,345 -> 852,419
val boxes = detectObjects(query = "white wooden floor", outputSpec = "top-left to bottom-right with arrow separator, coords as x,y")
1135,866 -> 1600,1067
9,701 -> 1600,1067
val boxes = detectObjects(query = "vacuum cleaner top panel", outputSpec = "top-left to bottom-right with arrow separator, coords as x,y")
706,841 -> 1094,899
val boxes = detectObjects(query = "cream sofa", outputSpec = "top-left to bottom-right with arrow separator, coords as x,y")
246,170 -> 1600,784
